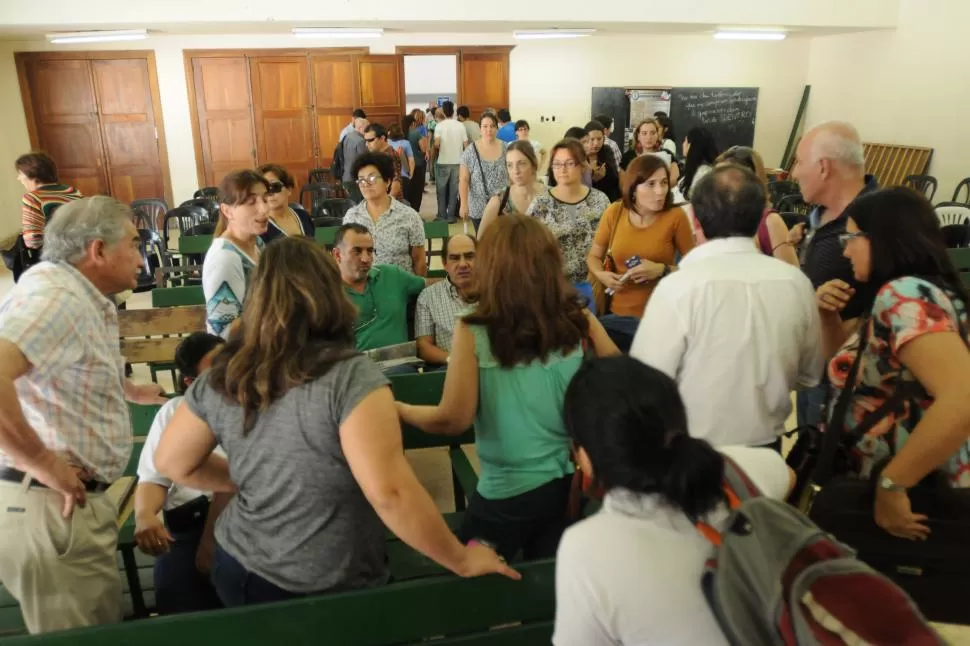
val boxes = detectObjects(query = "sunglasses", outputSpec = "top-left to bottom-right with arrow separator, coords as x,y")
266,181 -> 284,194
838,232 -> 867,248
364,137 -> 377,143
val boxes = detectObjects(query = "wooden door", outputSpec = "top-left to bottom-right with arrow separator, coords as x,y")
191,57 -> 257,188
249,56 -> 314,196
310,53 -> 357,169
91,59 -> 165,203
459,52 -> 510,121
21,58 -> 108,196
356,55 -> 405,142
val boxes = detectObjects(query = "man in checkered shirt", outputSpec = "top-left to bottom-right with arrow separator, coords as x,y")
0,196 -> 166,633
416,234 -> 477,367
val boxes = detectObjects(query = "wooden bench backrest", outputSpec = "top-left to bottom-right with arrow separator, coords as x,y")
315,225 -> 340,247
3,560 -> 555,646
151,286 -> 205,308
118,307 -> 206,365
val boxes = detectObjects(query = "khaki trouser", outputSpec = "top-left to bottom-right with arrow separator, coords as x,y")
0,481 -> 122,634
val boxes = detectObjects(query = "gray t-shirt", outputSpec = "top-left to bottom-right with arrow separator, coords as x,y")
185,354 -> 390,593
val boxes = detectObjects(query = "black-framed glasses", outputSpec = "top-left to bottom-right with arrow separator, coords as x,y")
356,174 -> 382,186
551,161 -> 579,170
838,232 -> 867,248
266,181 -> 284,194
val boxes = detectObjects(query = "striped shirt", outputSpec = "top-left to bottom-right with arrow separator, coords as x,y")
21,184 -> 83,249
0,262 -> 131,482
415,278 -> 471,353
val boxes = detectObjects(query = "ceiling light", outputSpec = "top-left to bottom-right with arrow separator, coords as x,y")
46,29 -> 148,44
714,30 -> 787,41
292,28 -> 384,39
513,29 -> 595,40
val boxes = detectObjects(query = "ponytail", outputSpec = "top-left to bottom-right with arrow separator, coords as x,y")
660,434 -> 725,519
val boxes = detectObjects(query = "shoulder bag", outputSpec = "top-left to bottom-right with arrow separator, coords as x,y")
586,204 -> 623,316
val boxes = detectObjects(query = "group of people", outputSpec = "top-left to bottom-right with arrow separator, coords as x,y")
2,109 -> 970,646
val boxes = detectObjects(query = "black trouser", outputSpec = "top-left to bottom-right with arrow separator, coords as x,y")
408,163 -> 427,212
457,475 -> 572,562
155,504 -> 222,615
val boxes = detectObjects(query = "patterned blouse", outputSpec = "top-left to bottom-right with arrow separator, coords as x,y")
202,238 -> 263,338
460,142 -> 508,221
342,197 -> 425,273
527,188 -> 610,284
827,276 -> 970,486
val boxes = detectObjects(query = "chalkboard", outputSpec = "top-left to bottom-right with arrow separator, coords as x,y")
591,87 -> 629,153
669,87 -> 759,150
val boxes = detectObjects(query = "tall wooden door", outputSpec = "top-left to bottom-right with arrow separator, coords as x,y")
310,53 -> 357,169
21,58 -> 108,197
249,56 -> 314,197
91,59 -> 165,203
459,51 -> 510,121
192,57 -> 257,188
356,55 -> 405,139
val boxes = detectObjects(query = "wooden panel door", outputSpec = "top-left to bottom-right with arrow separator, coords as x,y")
459,52 -> 510,121
310,54 -> 357,168
249,56 -> 314,196
356,55 -> 405,141
192,57 -> 257,188
22,58 -> 108,197
91,59 -> 164,203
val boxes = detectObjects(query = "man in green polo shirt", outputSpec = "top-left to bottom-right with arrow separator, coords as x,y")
334,224 -> 426,351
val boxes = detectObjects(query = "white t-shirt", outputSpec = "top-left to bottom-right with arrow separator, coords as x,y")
137,397 -> 225,511
434,118 -> 468,165
553,446 -> 790,646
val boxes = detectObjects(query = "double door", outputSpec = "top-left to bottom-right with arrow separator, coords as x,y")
16,52 -> 170,204
189,50 -> 405,198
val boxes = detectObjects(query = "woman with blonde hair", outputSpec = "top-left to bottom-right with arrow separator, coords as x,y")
399,216 -> 618,561
478,140 -> 547,236
715,146 -> 798,266
157,237 -> 517,607
203,170 -> 270,337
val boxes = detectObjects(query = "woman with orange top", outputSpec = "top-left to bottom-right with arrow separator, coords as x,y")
587,154 -> 694,351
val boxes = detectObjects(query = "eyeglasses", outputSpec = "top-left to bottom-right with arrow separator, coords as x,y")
266,181 -> 284,194
838,232 -> 867,248
356,174 -> 382,186
551,161 -> 579,170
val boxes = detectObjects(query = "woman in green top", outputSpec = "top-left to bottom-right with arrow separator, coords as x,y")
398,216 -> 619,561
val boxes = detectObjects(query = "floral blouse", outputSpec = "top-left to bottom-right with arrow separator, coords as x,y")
460,142 -> 508,221
527,188 -> 610,284
827,276 -> 970,486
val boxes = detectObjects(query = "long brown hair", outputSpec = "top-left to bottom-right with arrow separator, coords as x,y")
208,237 -> 359,432
214,169 -> 270,236
464,215 -> 588,367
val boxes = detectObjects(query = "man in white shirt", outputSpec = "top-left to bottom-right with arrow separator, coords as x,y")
433,100 -> 469,223
630,165 -> 823,449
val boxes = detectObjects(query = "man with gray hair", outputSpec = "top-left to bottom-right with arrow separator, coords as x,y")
0,196 -> 166,633
342,116 -> 370,204
791,121 -> 878,427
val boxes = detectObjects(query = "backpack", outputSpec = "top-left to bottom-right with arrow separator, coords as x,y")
331,139 -> 346,181
698,457 -> 942,646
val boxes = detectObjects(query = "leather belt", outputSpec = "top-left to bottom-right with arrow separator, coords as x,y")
0,467 -> 110,493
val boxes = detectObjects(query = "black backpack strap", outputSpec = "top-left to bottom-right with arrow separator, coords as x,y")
497,187 -> 511,215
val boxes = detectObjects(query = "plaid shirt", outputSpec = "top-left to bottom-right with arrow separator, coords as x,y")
0,262 -> 131,482
415,278 -> 471,353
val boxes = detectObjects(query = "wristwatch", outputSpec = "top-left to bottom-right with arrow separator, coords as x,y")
660,264 -> 671,278
878,476 -> 908,493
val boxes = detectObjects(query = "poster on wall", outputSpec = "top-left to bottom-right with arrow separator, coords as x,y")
626,89 -> 671,149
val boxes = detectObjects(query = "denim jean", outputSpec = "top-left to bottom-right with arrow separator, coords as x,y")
154,525 -> 222,615
436,164 -> 460,222
598,314 -> 641,353
210,543 -> 304,608
796,382 -> 828,428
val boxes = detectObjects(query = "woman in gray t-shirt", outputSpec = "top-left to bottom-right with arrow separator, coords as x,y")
154,237 -> 516,605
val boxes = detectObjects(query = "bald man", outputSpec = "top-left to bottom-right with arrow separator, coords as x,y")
791,120 -> 878,427
415,234 -> 477,366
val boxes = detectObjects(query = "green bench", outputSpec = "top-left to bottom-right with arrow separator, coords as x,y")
948,247 -> 970,288
151,286 -> 205,308
424,219 -> 450,279
314,226 -> 339,248
1,560 -> 554,646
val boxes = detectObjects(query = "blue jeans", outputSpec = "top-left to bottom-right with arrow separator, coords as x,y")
211,543 -> 304,608
436,164 -> 460,221
154,525 -> 222,615
599,314 -> 641,353
796,382 -> 828,428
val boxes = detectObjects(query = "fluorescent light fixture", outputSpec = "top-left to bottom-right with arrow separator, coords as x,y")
292,27 -> 384,39
46,29 -> 148,44
513,29 -> 595,40
714,30 -> 786,41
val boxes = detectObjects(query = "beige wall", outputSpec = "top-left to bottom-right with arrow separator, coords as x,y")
806,0 -> 967,199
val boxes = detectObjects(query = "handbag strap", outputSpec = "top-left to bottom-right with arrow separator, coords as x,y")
472,144 -> 490,196
498,186 -> 511,215
603,206 -> 623,270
